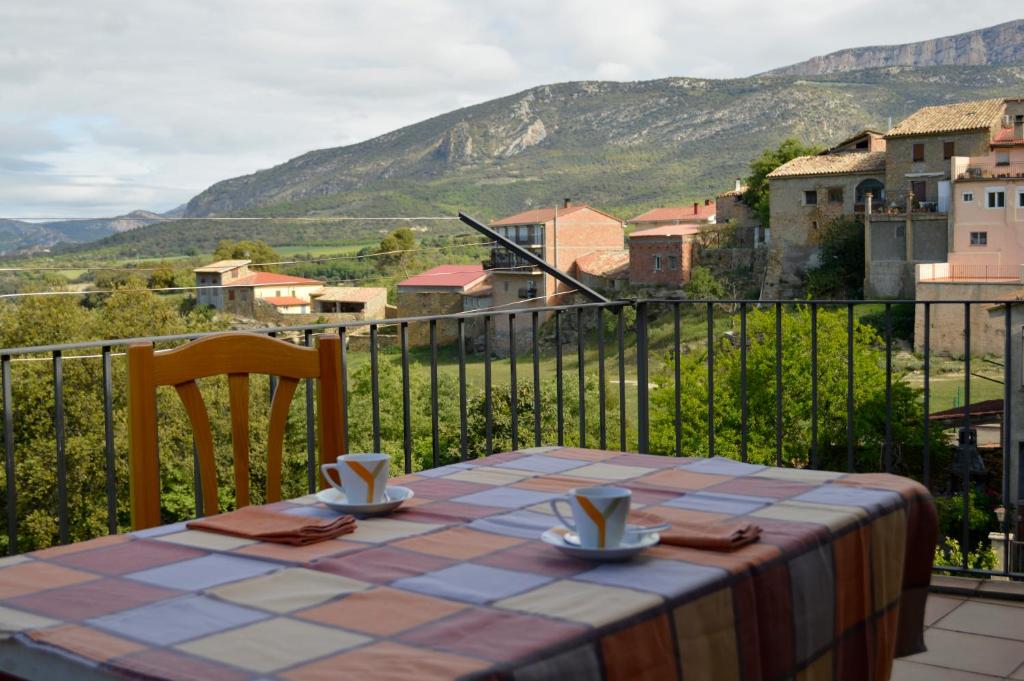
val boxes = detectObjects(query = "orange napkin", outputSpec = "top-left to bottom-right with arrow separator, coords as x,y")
187,506 -> 356,546
629,510 -> 761,551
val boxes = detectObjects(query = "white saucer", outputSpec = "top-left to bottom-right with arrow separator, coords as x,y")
315,485 -> 414,517
540,527 -> 659,561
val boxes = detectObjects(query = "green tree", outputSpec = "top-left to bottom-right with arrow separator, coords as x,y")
685,266 -> 726,300
375,228 -> 416,269
213,240 -> 281,271
803,216 -> 865,299
743,138 -> 824,227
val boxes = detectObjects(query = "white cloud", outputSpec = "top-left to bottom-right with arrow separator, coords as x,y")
0,0 -> 1020,216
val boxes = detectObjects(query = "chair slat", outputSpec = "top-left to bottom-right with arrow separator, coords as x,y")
175,381 -> 220,515
153,333 -> 320,386
267,377 -> 299,503
228,374 -> 250,507
127,344 -> 161,530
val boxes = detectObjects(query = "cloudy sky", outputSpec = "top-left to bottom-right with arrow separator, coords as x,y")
1,1 -> 1020,218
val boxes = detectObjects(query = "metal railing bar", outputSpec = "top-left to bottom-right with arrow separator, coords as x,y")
577,307 -> 586,448
774,303 -> 782,467
847,303 -> 855,473
457,319 -> 468,461
674,303 -> 681,457
370,324 -> 381,452
555,311 -> 564,446
739,303 -> 748,463
429,320 -> 440,469
1002,306 -> 1012,575
483,315 -> 493,456
962,303 -> 971,571
597,308 -> 606,451
923,303 -> 930,489
509,314 -> 518,452
810,303 -> 818,469
707,302 -> 715,458
400,322 -> 411,473
617,307 -> 626,452
338,327 -> 349,440
102,347 -> 117,535
531,311 -> 541,448
884,303 -> 893,473
53,351 -> 68,544
3,355 -> 16,553
637,302 -> 650,454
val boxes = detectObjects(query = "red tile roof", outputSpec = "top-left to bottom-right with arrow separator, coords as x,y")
629,224 -> 703,238
397,264 -> 487,289
629,202 -> 716,224
263,296 -> 308,307
492,205 -> 588,225
575,250 -> 630,278
232,272 -> 323,287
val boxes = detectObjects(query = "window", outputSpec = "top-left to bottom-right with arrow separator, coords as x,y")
943,142 -> 955,160
1019,191 -> 1024,208
996,151 -> 1011,166
803,190 -> 817,205
827,187 -> 843,204
275,290 -> 281,297
911,181 -> 927,203
653,255 -> 662,271
855,139 -> 869,150
962,191 -> 974,203
228,290 -> 235,301
811,221 -> 819,231
987,189 -> 1006,208
970,232 -> 988,246
912,143 -> 925,162
668,255 -> 679,270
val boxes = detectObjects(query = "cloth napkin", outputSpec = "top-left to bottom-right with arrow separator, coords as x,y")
629,510 -> 761,551
187,506 -> 357,546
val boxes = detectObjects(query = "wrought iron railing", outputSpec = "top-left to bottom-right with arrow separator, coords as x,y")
0,298 -> 1020,580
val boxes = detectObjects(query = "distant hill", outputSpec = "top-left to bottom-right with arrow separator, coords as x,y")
0,210 -> 163,255
764,19 -> 1024,76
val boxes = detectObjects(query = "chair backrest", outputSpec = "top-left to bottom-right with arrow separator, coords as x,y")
127,331 -> 346,530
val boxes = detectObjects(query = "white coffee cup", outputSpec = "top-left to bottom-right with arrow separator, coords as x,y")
320,453 -> 390,504
549,486 -> 631,549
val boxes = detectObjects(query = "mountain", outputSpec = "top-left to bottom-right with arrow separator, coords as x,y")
0,210 -> 162,255
178,66 -> 1024,228
765,19 -> 1024,76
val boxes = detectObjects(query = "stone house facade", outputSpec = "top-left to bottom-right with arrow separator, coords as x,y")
193,259 -> 324,315
716,180 -> 764,247
395,265 -> 489,347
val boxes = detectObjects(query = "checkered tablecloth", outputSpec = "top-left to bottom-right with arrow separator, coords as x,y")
0,448 -> 936,681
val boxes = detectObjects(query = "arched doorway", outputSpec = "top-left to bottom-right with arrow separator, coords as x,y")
855,179 -> 885,210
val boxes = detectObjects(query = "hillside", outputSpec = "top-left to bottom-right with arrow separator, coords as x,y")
766,19 -> 1024,76
0,211 -> 162,255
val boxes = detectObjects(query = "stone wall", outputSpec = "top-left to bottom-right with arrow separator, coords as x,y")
396,290 -> 464,347
914,279 -> 1022,356
884,131 -> 990,207
865,213 -> 949,298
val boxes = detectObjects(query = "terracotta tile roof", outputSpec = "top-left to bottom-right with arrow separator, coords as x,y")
263,296 -> 308,307
491,204 -> 622,226
193,259 -> 250,273
629,224 -> 703,238
311,287 -> 387,303
767,151 -> 886,178
629,202 -> 716,224
232,272 -> 323,287
885,98 -> 1004,138
397,264 -> 487,289
718,185 -> 748,198
574,250 -> 630,278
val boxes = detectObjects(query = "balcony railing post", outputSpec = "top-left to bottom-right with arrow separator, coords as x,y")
617,306 -> 626,451
774,304 -> 782,467
962,303 -> 971,571
484,315 -> 493,456
923,303 -> 930,488
555,311 -> 564,446
429,319 -> 440,469
576,306 -> 585,448
458,319 -> 468,461
2,355 -> 15,553
400,322 -> 411,473
673,303 -> 681,457
1003,303 -> 1012,575
740,302 -> 748,463
847,304 -> 855,472
707,301 -> 715,457
597,307 -> 606,450
637,301 -> 649,454
884,303 -> 893,473
53,351 -> 68,545
370,324 -> 381,452
509,314 -> 518,452
810,303 -> 818,469
102,347 -> 117,535
531,311 -> 541,447
304,329 -> 315,492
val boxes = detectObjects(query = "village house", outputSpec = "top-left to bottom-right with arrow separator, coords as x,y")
716,180 -> 765,247
915,104 -> 1024,355
396,264 -> 490,347
193,260 -> 323,314
574,250 -> 629,292
484,200 -> 625,351
627,200 -> 715,287
310,286 -> 388,320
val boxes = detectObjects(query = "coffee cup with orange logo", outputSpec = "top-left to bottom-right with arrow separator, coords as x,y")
549,486 -> 631,549
321,453 -> 390,505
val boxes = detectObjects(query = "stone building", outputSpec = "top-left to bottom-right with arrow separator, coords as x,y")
310,287 -> 388,320
396,264 -> 489,347
764,139 -> 886,298
193,259 -> 324,315
485,201 -> 624,352
715,180 -> 765,248
627,225 -> 701,287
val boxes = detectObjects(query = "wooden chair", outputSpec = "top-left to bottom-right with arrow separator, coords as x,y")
127,332 -> 346,530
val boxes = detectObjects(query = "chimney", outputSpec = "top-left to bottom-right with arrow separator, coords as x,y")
735,178 -> 742,192
693,202 -> 699,214
704,199 -> 711,207
563,198 -> 572,209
